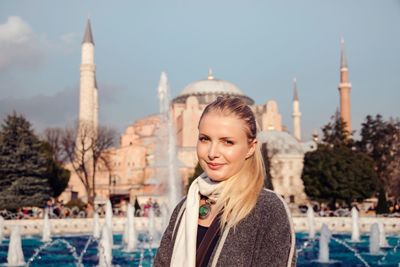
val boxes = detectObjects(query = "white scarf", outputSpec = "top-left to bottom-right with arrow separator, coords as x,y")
170,173 -> 224,267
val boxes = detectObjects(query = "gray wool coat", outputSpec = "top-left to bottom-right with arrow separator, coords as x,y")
154,189 -> 296,267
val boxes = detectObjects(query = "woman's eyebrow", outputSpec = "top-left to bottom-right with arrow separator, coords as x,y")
199,133 -> 235,139
219,137 -> 234,140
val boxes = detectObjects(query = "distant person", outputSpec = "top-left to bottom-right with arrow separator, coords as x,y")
46,199 -> 54,218
23,207 -> 29,219
153,200 -> 161,216
154,96 -> 296,266
143,198 -> 153,217
393,203 -> 400,213
134,197 -> 141,216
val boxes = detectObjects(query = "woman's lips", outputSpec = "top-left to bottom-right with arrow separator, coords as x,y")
207,162 -> 224,170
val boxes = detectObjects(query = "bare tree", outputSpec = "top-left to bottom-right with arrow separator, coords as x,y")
44,122 -> 116,210
43,127 -> 65,163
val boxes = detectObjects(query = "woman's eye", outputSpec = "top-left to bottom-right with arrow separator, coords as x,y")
199,136 -> 208,142
224,140 -> 234,145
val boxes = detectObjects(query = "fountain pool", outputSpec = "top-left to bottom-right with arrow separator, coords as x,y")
0,234 -> 156,267
296,232 -> 400,267
1,232 -> 399,266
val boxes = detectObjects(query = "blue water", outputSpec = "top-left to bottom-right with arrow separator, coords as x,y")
0,233 -> 399,266
296,232 -> 400,267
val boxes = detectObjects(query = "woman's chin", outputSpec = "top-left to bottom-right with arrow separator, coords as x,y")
206,172 -> 228,182
208,176 -> 221,183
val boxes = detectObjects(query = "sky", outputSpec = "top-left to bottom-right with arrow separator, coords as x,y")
0,0 -> 399,141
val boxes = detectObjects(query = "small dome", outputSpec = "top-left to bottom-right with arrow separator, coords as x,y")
258,130 -> 304,155
172,70 -> 254,105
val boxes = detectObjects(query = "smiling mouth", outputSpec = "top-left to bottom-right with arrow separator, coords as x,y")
206,162 -> 224,170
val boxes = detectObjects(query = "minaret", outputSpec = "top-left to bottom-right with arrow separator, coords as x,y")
93,75 -> 99,130
79,19 -> 97,131
338,37 -> 352,133
292,78 -> 301,141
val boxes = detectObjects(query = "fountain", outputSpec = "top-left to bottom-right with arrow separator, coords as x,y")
370,222 -> 381,255
378,233 -> 400,265
318,223 -> 331,263
330,235 -> 371,266
42,208 -> 51,242
77,236 -> 97,266
157,72 -> 182,213
123,212 -> 129,246
7,226 -> 25,266
98,225 -> 112,267
378,222 -> 389,247
123,203 -> 137,252
93,210 -> 101,239
26,238 -> 80,266
306,205 -> 315,239
1,188 -> 399,266
351,206 -> 360,242
105,200 -> 114,248
148,206 -> 157,244
0,215 -> 4,244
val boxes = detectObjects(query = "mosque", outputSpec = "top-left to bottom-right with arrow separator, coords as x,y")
60,20 -> 352,208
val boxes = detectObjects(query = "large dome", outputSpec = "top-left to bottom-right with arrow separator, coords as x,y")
172,70 -> 254,105
181,78 -> 243,96
258,130 -> 305,155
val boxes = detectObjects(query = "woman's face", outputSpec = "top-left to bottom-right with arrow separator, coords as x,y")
197,112 -> 256,182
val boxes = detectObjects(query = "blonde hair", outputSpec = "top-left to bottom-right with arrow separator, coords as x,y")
199,96 -> 265,229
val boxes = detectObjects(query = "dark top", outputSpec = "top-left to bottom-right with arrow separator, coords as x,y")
196,225 -> 208,249
196,225 -> 220,267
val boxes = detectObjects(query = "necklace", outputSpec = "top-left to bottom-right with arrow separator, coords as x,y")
199,195 -> 215,219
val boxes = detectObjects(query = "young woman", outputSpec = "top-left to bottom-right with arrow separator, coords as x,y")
154,96 -> 296,267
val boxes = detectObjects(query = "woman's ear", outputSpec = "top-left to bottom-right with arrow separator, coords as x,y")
246,139 -> 257,159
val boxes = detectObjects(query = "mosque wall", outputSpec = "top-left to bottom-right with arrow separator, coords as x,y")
270,154 -> 308,204
179,97 -> 202,148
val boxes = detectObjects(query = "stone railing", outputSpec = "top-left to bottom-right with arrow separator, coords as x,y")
293,216 -> 400,234
1,216 -> 399,236
0,217 -> 163,236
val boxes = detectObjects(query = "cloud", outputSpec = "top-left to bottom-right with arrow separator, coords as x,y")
0,82 -> 125,133
0,86 -> 78,132
60,32 -> 79,45
0,16 -> 46,71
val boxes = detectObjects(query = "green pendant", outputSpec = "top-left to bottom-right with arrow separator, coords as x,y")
199,203 -> 211,219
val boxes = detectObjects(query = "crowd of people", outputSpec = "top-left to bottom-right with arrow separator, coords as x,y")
0,197 -> 165,220
299,200 -> 400,217
3,197 -> 400,220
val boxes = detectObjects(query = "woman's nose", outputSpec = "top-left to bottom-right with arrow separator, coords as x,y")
208,143 -> 219,160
